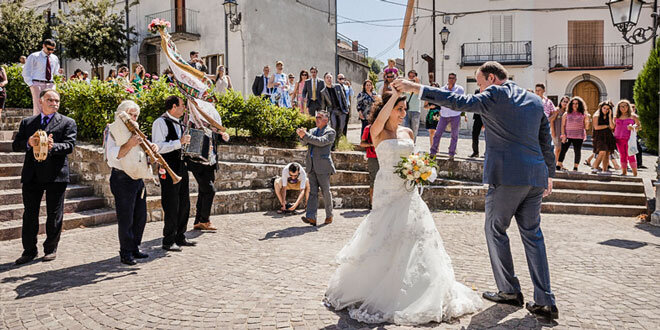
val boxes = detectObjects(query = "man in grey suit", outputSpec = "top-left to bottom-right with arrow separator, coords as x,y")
302,66 -> 324,116
296,111 -> 336,226
393,61 -> 558,320
319,72 -> 349,149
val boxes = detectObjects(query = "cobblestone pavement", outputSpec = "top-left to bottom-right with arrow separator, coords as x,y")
1,210 -> 658,329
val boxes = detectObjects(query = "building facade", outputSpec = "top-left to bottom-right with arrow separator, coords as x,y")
400,0 -> 654,120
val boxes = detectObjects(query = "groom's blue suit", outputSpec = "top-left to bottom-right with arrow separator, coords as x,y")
420,81 -> 556,306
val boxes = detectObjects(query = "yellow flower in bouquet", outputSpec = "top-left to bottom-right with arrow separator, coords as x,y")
394,153 -> 438,190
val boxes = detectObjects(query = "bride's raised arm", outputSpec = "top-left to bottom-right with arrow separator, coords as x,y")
370,90 -> 400,142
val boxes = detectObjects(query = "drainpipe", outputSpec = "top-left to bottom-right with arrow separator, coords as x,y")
432,0 -> 436,84
125,0 -> 130,67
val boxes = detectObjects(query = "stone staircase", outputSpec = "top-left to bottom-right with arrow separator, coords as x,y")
0,109 -> 116,241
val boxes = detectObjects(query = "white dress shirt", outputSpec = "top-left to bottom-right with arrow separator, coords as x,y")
22,50 -> 60,86
439,84 -> 465,117
105,132 -> 123,170
281,162 -> 307,188
152,112 -> 183,154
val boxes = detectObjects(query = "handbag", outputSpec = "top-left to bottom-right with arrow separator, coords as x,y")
628,128 -> 638,155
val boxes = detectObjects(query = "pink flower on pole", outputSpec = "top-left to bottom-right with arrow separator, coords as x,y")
126,87 -> 135,93
145,73 -> 151,78
152,75 -> 159,80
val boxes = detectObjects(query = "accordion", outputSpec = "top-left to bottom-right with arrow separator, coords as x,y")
183,128 -> 212,163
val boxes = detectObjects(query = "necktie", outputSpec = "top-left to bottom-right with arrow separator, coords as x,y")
45,55 -> 52,81
310,128 -> 321,157
311,79 -> 317,101
41,116 -> 49,129
265,77 -> 269,94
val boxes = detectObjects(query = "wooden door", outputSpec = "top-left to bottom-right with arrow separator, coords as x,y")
175,0 -> 186,33
568,21 -> 604,67
573,81 -> 600,134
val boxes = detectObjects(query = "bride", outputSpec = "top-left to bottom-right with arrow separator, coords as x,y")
324,90 -> 483,325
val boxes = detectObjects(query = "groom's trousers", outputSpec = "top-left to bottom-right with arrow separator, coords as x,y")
485,184 -> 556,306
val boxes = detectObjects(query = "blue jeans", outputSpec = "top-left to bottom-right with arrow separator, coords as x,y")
404,111 -> 421,142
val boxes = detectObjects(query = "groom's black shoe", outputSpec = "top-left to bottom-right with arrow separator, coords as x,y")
482,291 -> 524,307
526,302 -> 559,320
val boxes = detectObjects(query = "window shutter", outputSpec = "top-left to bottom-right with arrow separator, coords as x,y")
503,15 -> 513,42
491,15 -> 502,42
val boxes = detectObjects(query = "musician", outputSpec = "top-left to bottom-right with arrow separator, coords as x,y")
105,100 -> 158,265
12,89 -> 77,265
186,103 -> 230,231
152,96 -> 194,251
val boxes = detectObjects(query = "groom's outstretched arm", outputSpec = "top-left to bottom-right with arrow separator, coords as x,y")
419,85 -> 496,115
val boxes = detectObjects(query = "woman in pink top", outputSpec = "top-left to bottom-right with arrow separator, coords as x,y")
558,96 -> 591,171
613,99 -> 641,176
292,70 -> 309,115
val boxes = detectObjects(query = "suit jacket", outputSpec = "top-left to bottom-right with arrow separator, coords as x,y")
320,84 -> 349,114
421,81 -> 555,188
13,112 -> 77,184
251,74 -> 268,96
301,126 -> 336,175
302,78 -> 323,105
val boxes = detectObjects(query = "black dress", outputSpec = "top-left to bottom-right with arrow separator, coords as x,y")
592,115 -> 616,153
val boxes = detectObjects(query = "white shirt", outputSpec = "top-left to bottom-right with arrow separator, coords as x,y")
105,132 -> 124,170
22,50 -> 60,86
439,84 -> 465,117
152,112 -> 183,154
281,162 -> 307,188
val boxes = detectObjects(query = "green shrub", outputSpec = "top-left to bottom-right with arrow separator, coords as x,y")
3,63 -> 32,108
634,41 -> 659,153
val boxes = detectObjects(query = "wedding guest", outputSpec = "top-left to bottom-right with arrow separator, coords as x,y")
378,71 -> 395,95
0,65 -> 7,118
268,61 -> 291,108
287,74 -> 297,102
297,111 -> 336,226
69,69 -> 82,80
105,69 -> 117,82
274,162 -> 310,214
558,96 -> 590,172
614,99 -> 641,177
118,66 -> 129,79
131,64 -> 145,93
214,65 -> 232,95
402,70 -> 421,141
383,58 -> 399,78
357,79 -> 377,136
360,123 -> 378,208
320,72 -> 349,149
189,51 -> 207,72
302,67 -> 324,116
19,56 -> 27,66
23,39 -> 60,116
292,70 -> 309,114
12,89 -> 77,265
590,101 -> 616,174
468,88 -> 485,158
424,82 -> 442,148
550,96 -> 570,168
535,83 -> 556,118
431,73 -> 465,160
163,68 -> 175,84
337,74 -> 354,109
251,65 -> 271,98
82,71 -> 90,83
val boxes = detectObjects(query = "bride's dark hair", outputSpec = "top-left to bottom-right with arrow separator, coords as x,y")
368,91 -> 407,124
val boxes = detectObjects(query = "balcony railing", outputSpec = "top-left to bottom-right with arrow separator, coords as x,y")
549,44 -> 633,72
337,32 -> 368,63
145,8 -> 199,37
461,41 -> 532,67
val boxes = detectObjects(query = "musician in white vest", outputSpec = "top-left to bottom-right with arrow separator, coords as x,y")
105,100 -> 159,265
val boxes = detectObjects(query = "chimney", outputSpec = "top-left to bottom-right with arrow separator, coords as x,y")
352,40 -> 359,52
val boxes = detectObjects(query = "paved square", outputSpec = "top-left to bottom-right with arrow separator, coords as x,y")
1,210 -> 658,329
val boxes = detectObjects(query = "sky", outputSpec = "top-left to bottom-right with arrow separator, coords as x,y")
337,0 -> 406,63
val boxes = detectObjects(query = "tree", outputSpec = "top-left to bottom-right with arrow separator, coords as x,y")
56,0 -> 137,79
0,0 -> 48,64
366,57 -> 383,84
633,40 -> 659,153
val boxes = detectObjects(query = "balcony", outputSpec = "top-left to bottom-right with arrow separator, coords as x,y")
460,41 -> 532,67
144,8 -> 200,42
337,32 -> 368,64
549,44 -> 633,72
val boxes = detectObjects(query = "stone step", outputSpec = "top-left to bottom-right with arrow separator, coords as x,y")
0,184 -> 94,205
541,202 -> 646,217
553,178 -> 644,194
0,130 -> 17,141
554,170 -> 643,183
0,141 -> 12,152
0,195 -> 105,221
545,189 -> 646,206
0,122 -> 20,131
0,174 -> 79,190
0,152 -> 24,163
0,116 -> 24,125
1,108 -> 33,117
0,208 -> 116,241
0,163 -> 22,177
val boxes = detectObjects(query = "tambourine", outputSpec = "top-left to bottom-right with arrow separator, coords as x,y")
32,130 -> 49,162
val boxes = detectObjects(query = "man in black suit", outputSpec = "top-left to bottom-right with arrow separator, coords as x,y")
302,66 -> 323,116
12,89 -> 77,265
320,72 -> 349,148
251,65 -> 271,97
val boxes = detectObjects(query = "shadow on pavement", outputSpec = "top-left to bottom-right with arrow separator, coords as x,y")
465,303 -> 557,329
598,238 -> 654,250
339,210 -> 369,218
635,221 -> 660,238
1,237 -> 166,299
259,225 -> 319,241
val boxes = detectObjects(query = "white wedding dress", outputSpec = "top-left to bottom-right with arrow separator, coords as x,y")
325,138 -> 483,325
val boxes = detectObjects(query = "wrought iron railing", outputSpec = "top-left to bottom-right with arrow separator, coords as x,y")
337,32 -> 368,63
145,8 -> 199,36
461,41 -> 532,66
548,44 -> 633,71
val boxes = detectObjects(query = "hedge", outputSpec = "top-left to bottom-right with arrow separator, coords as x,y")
3,63 -> 32,108
633,41 -> 659,153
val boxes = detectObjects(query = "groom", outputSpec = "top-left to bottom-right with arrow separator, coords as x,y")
393,61 -> 558,320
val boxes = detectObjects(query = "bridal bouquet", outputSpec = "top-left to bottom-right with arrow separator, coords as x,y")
148,18 -> 171,33
394,153 -> 438,191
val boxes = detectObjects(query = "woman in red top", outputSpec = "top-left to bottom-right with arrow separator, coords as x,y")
360,124 -> 378,208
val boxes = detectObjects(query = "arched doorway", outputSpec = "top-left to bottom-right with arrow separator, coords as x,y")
572,80 -> 599,135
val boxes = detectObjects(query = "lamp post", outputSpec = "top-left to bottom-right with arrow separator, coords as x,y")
223,0 -> 241,74
607,0 -> 660,225
440,26 -> 450,85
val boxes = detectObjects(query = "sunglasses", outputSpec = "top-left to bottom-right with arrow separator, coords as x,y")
302,74 -> 308,76
45,47 -> 55,52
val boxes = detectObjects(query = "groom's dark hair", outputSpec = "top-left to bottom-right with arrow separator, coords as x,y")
478,61 -> 508,81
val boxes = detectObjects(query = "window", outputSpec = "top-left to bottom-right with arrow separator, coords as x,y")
548,95 -> 558,106
620,79 -> 635,102
204,54 -> 225,75
491,14 -> 513,42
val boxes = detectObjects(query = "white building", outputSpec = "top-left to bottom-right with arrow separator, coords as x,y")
19,0 -> 340,96
399,0 -> 655,117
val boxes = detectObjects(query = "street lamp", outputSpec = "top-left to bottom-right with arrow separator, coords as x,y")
607,0 -> 660,225
439,26 -> 450,85
222,0 -> 241,74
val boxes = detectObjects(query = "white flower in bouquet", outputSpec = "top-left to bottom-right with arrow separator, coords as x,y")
407,174 -> 414,180
414,171 -> 421,179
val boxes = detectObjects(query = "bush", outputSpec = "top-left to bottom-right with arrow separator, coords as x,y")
3,63 -> 32,108
634,41 -> 659,153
